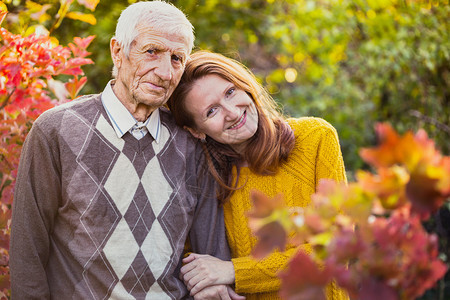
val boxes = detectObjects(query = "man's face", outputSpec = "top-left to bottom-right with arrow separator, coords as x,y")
112,23 -> 190,112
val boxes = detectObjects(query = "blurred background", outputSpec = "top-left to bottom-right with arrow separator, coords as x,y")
1,0 -> 449,298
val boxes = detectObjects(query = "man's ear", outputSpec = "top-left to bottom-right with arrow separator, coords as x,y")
110,38 -> 122,70
184,126 -> 206,140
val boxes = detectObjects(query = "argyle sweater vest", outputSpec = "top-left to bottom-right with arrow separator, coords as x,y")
11,94 -> 228,299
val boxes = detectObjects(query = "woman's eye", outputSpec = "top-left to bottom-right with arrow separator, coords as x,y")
147,49 -> 156,55
206,107 -> 217,117
226,87 -> 235,96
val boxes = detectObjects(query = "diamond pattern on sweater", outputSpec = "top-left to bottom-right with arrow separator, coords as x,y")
95,114 -> 125,151
96,121 -> 175,298
15,97 -> 215,300
141,157 -> 173,217
103,218 -> 140,279
124,183 -> 156,246
82,250 -> 118,300
67,110 -> 182,298
67,112 -> 123,298
141,221 -> 172,279
80,191 -> 120,248
77,120 -> 119,186
109,282 -> 133,300
152,124 -> 170,155
148,283 -> 171,300
122,250 -> 155,297
104,153 -> 140,215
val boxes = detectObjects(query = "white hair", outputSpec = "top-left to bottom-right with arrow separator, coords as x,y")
112,1 -> 194,76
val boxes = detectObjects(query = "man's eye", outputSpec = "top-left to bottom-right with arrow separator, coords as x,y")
206,107 -> 217,117
147,49 -> 156,54
172,55 -> 182,63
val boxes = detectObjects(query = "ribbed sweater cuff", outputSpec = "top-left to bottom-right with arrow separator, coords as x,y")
232,256 -> 280,293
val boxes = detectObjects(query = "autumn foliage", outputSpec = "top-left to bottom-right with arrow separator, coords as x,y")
249,123 -> 450,300
0,1 -> 97,297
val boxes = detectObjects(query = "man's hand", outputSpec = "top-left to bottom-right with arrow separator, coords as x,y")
181,253 -> 235,296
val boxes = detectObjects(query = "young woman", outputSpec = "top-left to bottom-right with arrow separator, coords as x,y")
168,50 -> 348,300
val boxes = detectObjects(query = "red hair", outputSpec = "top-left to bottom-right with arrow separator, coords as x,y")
168,50 -> 295,203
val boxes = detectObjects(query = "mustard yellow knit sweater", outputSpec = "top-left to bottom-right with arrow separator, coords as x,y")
224,117 -> 348,300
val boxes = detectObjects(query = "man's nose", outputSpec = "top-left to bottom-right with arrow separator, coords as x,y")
154,53 -> 173,81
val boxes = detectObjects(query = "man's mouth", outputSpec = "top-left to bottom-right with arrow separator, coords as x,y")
228,111 -> 246,130
146,82 -> 165,90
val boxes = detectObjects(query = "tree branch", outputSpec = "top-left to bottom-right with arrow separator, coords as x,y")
409,110 -> 450,135
0,88 -> 16,111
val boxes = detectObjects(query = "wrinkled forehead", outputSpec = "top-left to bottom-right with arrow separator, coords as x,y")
135,21 -> 191,52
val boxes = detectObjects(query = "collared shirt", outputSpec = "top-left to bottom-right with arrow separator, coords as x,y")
101,80 -> 160,142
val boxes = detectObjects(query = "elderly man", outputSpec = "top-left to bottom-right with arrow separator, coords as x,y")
10,1 -> 232,299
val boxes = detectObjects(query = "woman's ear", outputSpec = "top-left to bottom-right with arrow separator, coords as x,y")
184,126 -> 206,140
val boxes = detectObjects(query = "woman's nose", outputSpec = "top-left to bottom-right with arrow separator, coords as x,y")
223,104 -> 240,120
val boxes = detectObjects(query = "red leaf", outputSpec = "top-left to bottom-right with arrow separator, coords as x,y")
360,277 -> 398,300
406,173 -> 445,219
247,190 -> 284,219
251,221 -> 286,259
73,35 -> 95,49
61,66 -> 84,76
0,185 -> 13,206
303,213 -> 326,233
279,251 -> 332,300
67,57 -> 94,67
326,228 -> 365,263
0,233 -> 9,251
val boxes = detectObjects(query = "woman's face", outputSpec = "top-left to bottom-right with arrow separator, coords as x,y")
184,74 -> 259,152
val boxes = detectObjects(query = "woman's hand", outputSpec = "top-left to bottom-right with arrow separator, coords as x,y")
193,285 -> 245,300
181,253 -> 236,296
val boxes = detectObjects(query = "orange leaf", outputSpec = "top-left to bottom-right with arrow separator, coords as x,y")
76,0 -> 99,11
357,167 -> 409,210
0,2 -> 7,25
65,76 -> 87,99
66,11 -> 96,25
360,123 -> 420,169
0,274 -> 10,291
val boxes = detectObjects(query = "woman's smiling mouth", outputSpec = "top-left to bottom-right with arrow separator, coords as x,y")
228,110 -> 247,130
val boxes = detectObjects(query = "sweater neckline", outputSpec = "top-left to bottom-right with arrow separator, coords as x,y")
95,94 -> 155,153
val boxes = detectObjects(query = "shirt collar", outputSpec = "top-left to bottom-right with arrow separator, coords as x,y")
101,80 -> 161,143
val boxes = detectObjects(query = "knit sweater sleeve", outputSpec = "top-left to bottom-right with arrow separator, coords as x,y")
232,244 -> 310,294
313,119 -> 347,185
10,120 -> 61,299
232,117 -> 347,298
